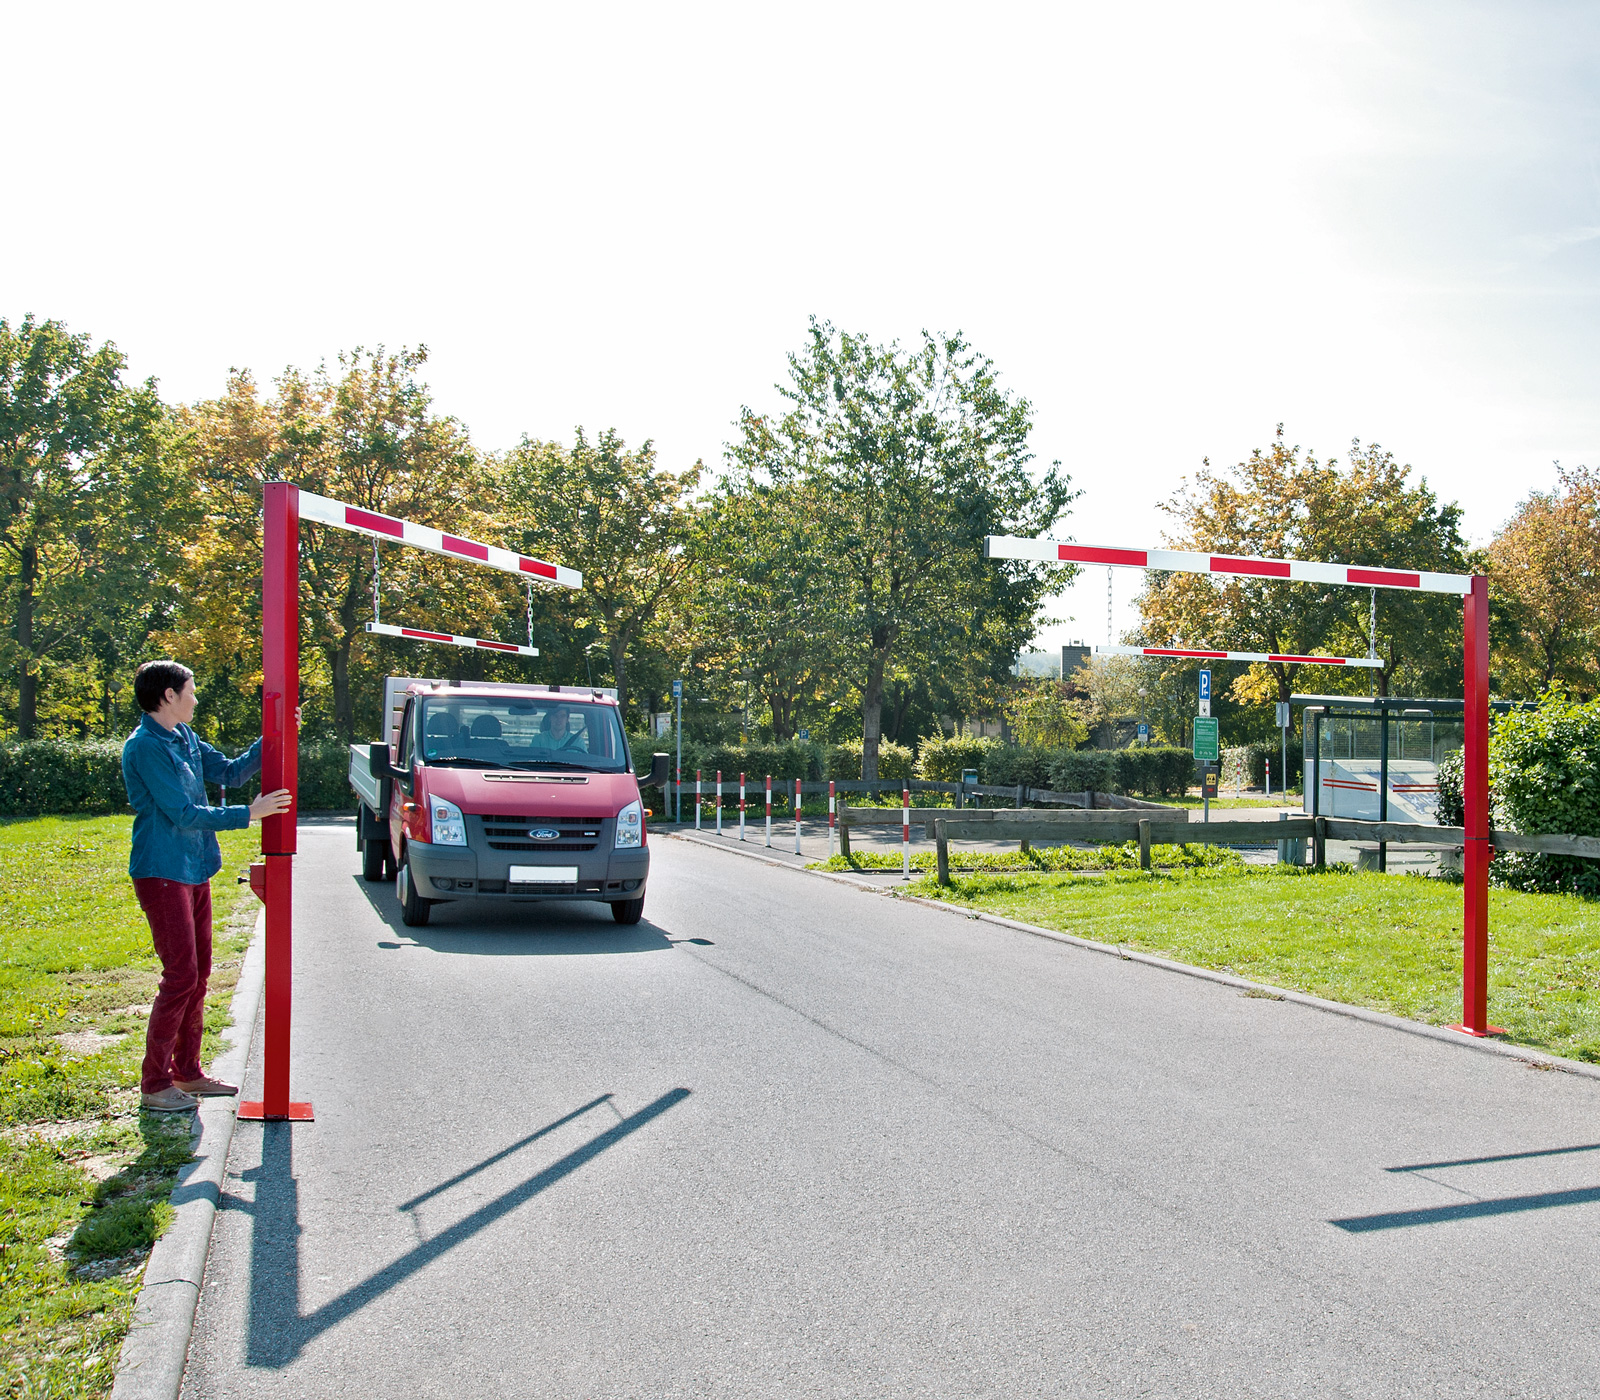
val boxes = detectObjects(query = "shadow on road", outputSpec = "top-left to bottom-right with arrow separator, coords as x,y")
352,874 -> 674,956
241,1088 -> 690,1367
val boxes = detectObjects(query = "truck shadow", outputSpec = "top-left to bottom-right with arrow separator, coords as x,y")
352,873 -> 673,955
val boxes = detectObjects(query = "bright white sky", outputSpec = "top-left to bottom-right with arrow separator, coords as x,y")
7,1 -> 1598,652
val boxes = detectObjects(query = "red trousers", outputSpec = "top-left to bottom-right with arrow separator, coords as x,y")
133,878 -> 213,1094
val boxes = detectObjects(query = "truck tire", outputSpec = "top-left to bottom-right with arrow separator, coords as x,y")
610,896 -> 645,926
397,851 -> 431,927
362,835 -> 388,882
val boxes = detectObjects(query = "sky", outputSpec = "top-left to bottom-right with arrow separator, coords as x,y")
6,1 -> 1598,652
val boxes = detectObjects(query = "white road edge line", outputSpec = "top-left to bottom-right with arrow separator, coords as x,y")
110,909 -> 267,1400
665,829 -> 1600,1084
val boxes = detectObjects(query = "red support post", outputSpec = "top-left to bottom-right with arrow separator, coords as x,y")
240,482 -> 313,1121
1453,573 -> 1502,1037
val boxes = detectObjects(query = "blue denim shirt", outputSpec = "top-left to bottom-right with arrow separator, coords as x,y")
122,714 -> 262,883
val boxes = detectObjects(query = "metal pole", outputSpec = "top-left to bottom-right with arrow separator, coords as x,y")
1378,699 -> 1390,873
1457,575 -> 1499,1035
240,482 -> 311,1123
902,787 -> 910,879
674,687 -> 681,823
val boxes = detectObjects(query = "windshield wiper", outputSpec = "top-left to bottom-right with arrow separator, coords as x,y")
507,758 -> 614,772
424,756 -> 501,768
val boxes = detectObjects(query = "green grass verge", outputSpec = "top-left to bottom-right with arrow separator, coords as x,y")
811,842 -> 1242,874
0,815 -> 260,1399
909,865 -> 1600,1064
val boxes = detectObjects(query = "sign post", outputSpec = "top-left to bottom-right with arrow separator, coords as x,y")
1193,715 -> 1220,824
1276,700 -> 1291,806
672,679 -> 682,823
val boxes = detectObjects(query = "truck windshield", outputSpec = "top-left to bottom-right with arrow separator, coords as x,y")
419,696 -> 628,773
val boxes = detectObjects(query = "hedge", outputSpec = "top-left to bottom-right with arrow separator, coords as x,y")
1487,695 -> 1600,896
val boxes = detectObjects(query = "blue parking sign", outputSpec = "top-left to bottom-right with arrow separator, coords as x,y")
1198,669 -> 1211,703
672,679 -> 683,699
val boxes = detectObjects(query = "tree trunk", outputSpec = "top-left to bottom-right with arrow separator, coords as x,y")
331,637 -> 354,741
17,543 -> 37,739
860,648 -> 889,779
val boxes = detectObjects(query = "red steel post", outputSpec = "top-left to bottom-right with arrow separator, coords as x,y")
240,482 -> 313,1122
1454,574 -> 1501,1036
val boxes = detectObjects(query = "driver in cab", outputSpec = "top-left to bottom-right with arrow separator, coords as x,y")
539,705 -> 589,753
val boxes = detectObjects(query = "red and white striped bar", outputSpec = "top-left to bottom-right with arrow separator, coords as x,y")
301,490 -> 582,590
1095,644 -> 1383,669
986,536 -> 1472,596
364,622 -> 537,657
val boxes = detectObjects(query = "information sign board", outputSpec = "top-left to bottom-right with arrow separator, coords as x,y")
1276,700 -> 1290,729
1192,716 -> 1220,761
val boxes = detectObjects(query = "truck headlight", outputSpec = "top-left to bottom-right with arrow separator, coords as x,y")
430,796 -> 467,846
615,800 -> 643,848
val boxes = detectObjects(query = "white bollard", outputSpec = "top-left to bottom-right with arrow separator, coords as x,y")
695,771 -> 701,830
765,775 -> 772,847
740,772 -> 747,841
829,781 -> 836,857
794,777 -> 802,855
716,770 -> 722,835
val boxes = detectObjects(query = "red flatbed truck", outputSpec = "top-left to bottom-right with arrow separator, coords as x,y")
349,677 -> 669,927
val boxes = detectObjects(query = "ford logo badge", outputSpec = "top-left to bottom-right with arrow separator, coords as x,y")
529,828 -> 561,841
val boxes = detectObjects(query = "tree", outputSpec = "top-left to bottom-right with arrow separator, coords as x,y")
1488,465 -> 1600,699
1004,680 -> 1090,749
727,320 -> 1075,779
169,348 -> 491,740
1140,429 -> 1468,706
0,316 -> 171,737
498,429 -> 701,719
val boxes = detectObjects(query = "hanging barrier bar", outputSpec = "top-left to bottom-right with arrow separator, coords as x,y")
364,622 -> 537,657
985,536 -> 1472,596
300,491 -> 582,588
987,533 -> 1495,1036
1095,644 -> 1382,669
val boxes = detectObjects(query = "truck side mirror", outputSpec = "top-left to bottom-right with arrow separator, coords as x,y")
645,753 -> 670,789
368,743 -> 395,780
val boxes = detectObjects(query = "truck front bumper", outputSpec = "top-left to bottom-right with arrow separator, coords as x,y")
405,839 -> 650,902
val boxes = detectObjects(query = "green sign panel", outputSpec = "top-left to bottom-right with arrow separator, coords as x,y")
1192,716 -> 1220,762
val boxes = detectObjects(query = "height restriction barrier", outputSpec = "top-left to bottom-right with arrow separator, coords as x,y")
986,535 -> 1496,1037
244,484 -> 582,1122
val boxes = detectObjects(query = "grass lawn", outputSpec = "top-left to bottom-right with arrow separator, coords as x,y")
910,865 -> 1600,1065
812,842 -> 1241,875
0,815 -> 260,1399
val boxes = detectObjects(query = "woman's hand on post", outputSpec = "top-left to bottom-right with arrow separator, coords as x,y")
249,789 -> 293,823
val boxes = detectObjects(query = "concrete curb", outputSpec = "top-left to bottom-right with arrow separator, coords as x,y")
110,910 -> 267,1400
666,829 -> 1600,1085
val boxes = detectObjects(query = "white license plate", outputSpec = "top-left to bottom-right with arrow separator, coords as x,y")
508,865 -> 579,885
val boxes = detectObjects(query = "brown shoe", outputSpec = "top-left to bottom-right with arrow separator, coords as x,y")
141,1086 -> 199,1112
173,1075 -> 238,1097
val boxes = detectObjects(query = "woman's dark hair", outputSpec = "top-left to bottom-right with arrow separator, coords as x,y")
135,660 -> 195,713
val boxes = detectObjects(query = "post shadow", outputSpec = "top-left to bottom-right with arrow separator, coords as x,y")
243,1088 -> 689,1367
1331,1184 -> 1600,1233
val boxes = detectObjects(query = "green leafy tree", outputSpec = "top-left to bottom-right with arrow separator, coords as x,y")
498,429 -> 701,718
727,320 -> 1075,779
0,316 -> 173,737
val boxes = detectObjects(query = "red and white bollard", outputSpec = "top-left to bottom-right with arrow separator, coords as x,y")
902,787 -> 911,879
739,772 -> 747,841
765,775 -> 772,847
794,777 -> 802,855
695,771 -> 702,830
829,781 -> 836,857
716,770 -> 723,835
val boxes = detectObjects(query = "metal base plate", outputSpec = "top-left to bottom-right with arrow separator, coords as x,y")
1446,1024 -> 1507,1038
237,1101 -> 315,1121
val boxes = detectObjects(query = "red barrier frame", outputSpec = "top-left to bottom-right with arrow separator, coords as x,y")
987,535 -> 1498,1037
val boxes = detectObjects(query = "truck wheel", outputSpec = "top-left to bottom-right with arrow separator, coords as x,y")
362,836 -> 388,882
397,852 -> 431,927
610,896 -> 645,926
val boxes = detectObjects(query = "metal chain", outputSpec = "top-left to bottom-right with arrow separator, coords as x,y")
372,539 -> 381,627
526,581 -> 534,649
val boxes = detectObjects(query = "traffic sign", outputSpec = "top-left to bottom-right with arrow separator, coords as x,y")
1276,701 -> 1290,729
1193,716 -> 1219,761
672,679 -> 683,699
1198,669 -> 1211,702
799,729 -> 810,740
1137,722 -> 1149,742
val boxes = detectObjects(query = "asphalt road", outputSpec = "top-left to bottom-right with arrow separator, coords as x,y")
183,821 -> 1600,1398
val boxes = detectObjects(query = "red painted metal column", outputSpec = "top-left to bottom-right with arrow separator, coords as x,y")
240,482 -> 314,1121
1453,574 -> 1502,1037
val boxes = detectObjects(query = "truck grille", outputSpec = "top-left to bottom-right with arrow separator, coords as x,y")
478,814 -> 601,852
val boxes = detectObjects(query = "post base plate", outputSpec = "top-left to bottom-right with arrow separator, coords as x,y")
238,1101 -> 315,1121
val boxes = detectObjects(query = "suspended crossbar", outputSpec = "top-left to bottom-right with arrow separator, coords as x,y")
1097,645 -> 1382,669
300,490 -> 581,589
364,621 -> 538,657
986,536 -> 1471,596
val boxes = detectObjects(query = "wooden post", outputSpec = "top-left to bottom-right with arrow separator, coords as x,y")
1015,784 -> 1024,808
839,803 -> 851,858
935,818 -> 950,886
1314,815 -> 1327,869
1138,819 -> 1151,871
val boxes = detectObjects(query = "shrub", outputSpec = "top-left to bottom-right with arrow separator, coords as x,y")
916,733 -> 1000,781
825,738 -> 914,781
1045,749 -> 1119,793
1436,746 -> 1465,829
1113,746 -> 1195,797
697,740 -> 822,782
988,744 -> 1067,790
1238,740 -> 1302,791
0,740 -> 129,816
1488,694 -> 1600,896
300,741 -> 357,810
